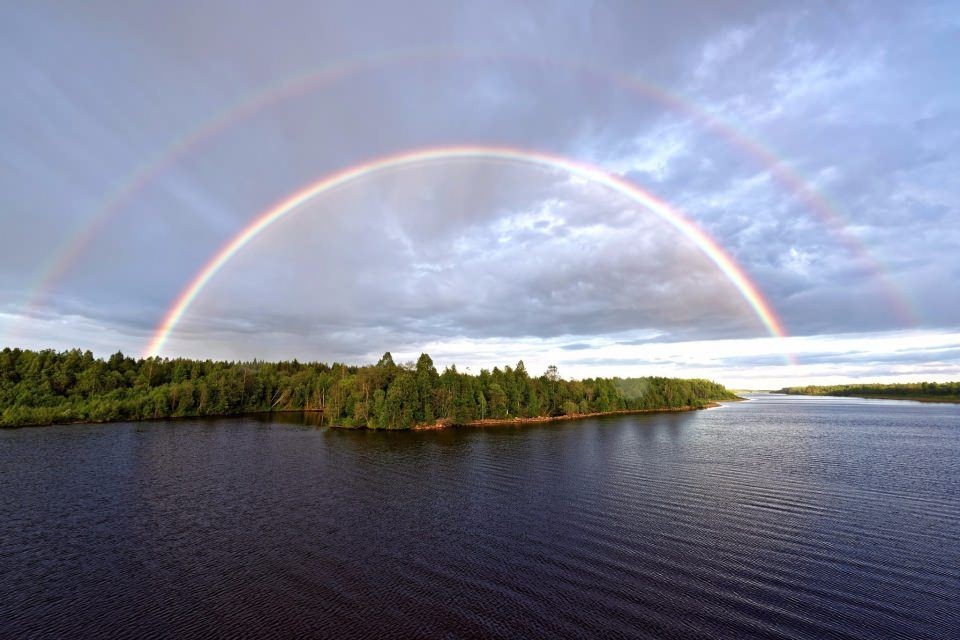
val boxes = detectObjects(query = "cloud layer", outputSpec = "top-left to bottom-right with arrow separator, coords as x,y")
1,1 -> 957,385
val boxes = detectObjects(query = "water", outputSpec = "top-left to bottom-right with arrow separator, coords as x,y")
1,395 -> 958,639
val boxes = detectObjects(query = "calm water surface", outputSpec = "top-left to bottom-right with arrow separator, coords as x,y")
1,395 -> 958,639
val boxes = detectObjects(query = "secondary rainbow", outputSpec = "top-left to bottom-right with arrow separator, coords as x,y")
17,48 -> 915,343
144,145 -> 786,358
9,49 -> 915,359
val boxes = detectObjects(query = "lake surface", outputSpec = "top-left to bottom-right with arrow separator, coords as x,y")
1,395 -> 958,639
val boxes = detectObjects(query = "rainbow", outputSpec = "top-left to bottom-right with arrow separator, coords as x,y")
143,145 -> 786,358
12,48 -> 915,346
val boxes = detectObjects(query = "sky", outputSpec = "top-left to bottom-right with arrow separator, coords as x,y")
1,1 -> 958,388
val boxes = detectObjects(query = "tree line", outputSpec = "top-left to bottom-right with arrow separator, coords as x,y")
780,382 -> 960,402
0,348 -> 739,428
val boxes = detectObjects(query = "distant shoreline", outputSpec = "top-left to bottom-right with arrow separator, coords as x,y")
779,382 -> 960,404
791,393 -> 960,404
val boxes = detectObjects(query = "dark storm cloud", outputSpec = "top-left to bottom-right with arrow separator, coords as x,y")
0,1 -> 957,381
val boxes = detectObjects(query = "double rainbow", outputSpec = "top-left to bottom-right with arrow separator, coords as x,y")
15,47 -> 915,340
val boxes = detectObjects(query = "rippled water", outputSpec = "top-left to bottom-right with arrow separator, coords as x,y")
1,395 -> 958,639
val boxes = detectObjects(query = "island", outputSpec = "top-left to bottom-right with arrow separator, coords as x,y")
0,348 -> 740,428
780,382 -> 960,403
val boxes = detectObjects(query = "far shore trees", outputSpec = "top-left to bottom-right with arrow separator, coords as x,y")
0,348 -> 739,428
780,382 -> 960,403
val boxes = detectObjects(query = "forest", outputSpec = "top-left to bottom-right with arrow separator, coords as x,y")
0,348 -> 739,428
780,382 -> 960,403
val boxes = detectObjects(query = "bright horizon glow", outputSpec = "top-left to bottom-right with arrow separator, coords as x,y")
143,145 -> 787,359
3,308 -> 955,388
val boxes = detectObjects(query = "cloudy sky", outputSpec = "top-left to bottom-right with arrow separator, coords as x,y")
1,1 -> 958,388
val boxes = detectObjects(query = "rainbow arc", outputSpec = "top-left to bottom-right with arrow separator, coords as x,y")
13,48 -> 915,340
143,145 -> 787,359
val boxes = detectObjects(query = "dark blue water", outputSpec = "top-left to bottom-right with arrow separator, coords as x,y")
1,395 -> 958,639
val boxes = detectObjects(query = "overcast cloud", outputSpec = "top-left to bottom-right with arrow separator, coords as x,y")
1,1 -> 957,387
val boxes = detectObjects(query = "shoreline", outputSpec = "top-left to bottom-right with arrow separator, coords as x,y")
783,393 -> 960,404
2,402 -> 739,430
850,395 -> 959,404
409,402 -> 728,431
